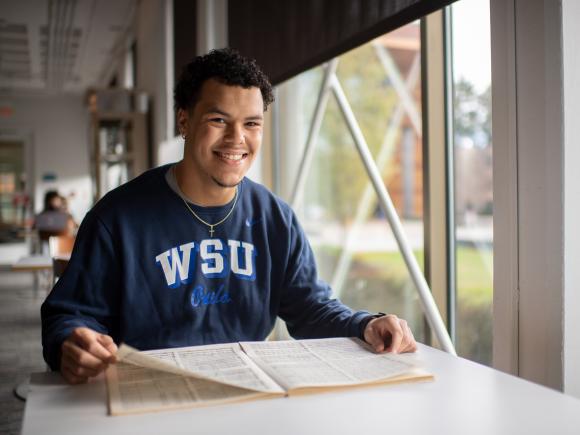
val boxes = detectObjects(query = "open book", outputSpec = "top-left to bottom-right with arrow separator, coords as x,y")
106,337 -> 433,415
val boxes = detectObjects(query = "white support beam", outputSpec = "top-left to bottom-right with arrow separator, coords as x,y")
197,0 -> 228,55
490,0 -> 520,379
421,10 -> 452,340
562,0 -> 580,399
491,0 -> 565,391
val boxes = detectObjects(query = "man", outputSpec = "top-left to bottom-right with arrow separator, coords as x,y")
42,48 -> 417,385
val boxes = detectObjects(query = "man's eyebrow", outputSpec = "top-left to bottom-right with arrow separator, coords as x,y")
205,107 -> 231,117
204,108 -> 264,121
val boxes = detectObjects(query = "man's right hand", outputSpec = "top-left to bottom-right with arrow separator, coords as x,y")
60,327 -> 117,384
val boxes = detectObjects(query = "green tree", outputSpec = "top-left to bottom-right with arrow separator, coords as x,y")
453,78 -> 491,147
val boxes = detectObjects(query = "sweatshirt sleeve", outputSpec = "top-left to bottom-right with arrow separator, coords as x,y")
41,211 -> 121,370
277,211 -> 372,339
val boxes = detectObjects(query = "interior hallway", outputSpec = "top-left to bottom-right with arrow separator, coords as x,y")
0,272 -> 46,435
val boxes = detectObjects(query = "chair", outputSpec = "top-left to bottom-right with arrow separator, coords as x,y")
37,228 -> 69,254
28,229 -> 70,293
48,235 -> 75,283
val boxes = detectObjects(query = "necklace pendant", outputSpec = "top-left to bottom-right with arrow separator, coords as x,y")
179,180 -> 239,238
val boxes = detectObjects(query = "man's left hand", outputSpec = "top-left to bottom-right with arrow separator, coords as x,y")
363,314 -> 417,354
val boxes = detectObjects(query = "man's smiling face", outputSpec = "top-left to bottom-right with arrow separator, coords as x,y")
179,78 -> 264,192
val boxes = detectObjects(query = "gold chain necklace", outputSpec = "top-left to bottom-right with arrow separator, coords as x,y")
175,168 -> 239,237
181,189 -> 238,237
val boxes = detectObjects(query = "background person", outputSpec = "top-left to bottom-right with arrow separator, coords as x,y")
33,190 -> 76,252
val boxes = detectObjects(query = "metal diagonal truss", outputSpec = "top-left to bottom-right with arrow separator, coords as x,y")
289,49 -> 456,355
331,52 -> 421,301
290,59 -> 339,209
371,40 -> 422,136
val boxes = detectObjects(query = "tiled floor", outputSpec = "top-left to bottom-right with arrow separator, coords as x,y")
0,272 -> 47,435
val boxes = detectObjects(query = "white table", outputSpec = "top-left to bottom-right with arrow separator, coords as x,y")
21,344 -> 580,435
10,254 -> 53,297
11,254 -> 52,272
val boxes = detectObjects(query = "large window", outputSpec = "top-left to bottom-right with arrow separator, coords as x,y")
275,22 -> 427,343
271,0 -> 493,365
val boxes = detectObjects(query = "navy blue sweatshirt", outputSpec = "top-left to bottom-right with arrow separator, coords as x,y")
41,165 -> 371,370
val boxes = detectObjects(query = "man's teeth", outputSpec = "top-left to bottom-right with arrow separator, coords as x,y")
219,152 -> 244,161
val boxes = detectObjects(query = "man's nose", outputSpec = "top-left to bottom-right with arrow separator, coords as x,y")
225,123 -> 245,145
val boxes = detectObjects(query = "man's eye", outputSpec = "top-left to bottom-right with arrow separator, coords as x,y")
246,122 -> 261,127
210,118 -> 225,123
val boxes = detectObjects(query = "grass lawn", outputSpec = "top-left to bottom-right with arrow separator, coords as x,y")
455,245 -> 493,306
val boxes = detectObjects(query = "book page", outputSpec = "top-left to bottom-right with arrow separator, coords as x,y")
106,362 -> 273,416
117,343 -> 284,394
240,337 -> 420,390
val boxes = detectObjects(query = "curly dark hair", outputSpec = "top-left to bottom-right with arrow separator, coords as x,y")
174,48 -> 274,112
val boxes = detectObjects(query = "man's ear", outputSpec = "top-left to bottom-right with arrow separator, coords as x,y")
177,108 -> 189,136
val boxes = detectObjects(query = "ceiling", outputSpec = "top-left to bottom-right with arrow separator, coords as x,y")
0,0 -> 136,96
